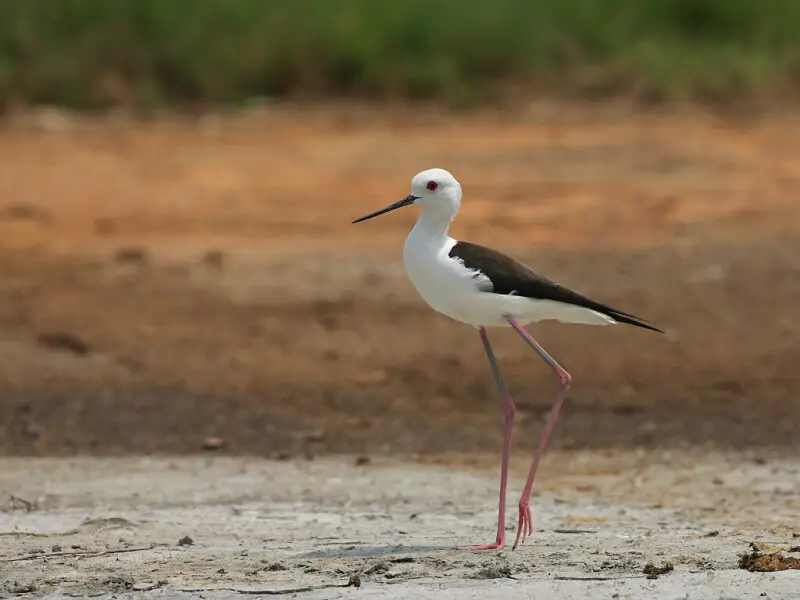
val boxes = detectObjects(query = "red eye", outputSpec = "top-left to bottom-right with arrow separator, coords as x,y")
426,181 -> 438,191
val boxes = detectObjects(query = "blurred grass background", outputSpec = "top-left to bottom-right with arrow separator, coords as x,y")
1,0 -> 799,111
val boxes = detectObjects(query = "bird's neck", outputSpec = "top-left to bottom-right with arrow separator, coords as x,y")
411,207 -> 454,240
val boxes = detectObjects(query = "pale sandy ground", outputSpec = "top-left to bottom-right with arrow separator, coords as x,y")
1,450 -> 798,599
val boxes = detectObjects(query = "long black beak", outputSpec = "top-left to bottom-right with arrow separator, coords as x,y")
352,195 -> 418,224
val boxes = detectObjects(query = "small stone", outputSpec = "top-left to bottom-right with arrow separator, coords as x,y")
643,562 -> 674,579
202,437 -> 226,451
177,535 -> 194,546
740,551 -> 800,572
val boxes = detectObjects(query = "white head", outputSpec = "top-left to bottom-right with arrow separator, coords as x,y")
352,168 -> 462,224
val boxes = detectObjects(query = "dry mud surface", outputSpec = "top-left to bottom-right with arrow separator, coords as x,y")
2,452 -> 799,599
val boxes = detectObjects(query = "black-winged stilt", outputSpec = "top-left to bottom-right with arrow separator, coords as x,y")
353,168 -> 663,550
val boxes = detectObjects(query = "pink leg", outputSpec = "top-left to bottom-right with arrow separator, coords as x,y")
504,316 -> 572,550
460,326 -> 515,551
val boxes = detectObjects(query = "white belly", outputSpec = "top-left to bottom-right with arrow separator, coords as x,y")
403,235 -> 615,328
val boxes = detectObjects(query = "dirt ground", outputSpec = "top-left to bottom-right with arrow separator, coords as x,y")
1,103 -> 799,596
0,103 -> 798,458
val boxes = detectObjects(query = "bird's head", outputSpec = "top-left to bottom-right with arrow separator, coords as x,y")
352,168 -> 462,224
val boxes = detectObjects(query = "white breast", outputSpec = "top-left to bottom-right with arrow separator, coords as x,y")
403,234 -> 493,325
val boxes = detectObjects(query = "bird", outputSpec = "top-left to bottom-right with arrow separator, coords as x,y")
352,168 -> 663,551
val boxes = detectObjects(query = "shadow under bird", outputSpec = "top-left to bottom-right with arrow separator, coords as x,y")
353,168 -> 663,550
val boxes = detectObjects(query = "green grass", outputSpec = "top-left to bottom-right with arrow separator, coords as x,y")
1,0 -> 799,110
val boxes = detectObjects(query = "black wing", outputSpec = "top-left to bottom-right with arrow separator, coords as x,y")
449,241 -> 663,333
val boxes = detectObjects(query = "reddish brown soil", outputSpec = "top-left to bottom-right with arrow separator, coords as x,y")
0,106 -> 798,457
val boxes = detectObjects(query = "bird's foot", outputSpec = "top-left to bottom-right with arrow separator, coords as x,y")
512,502 -> 533,549
459,538 -> 505,551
